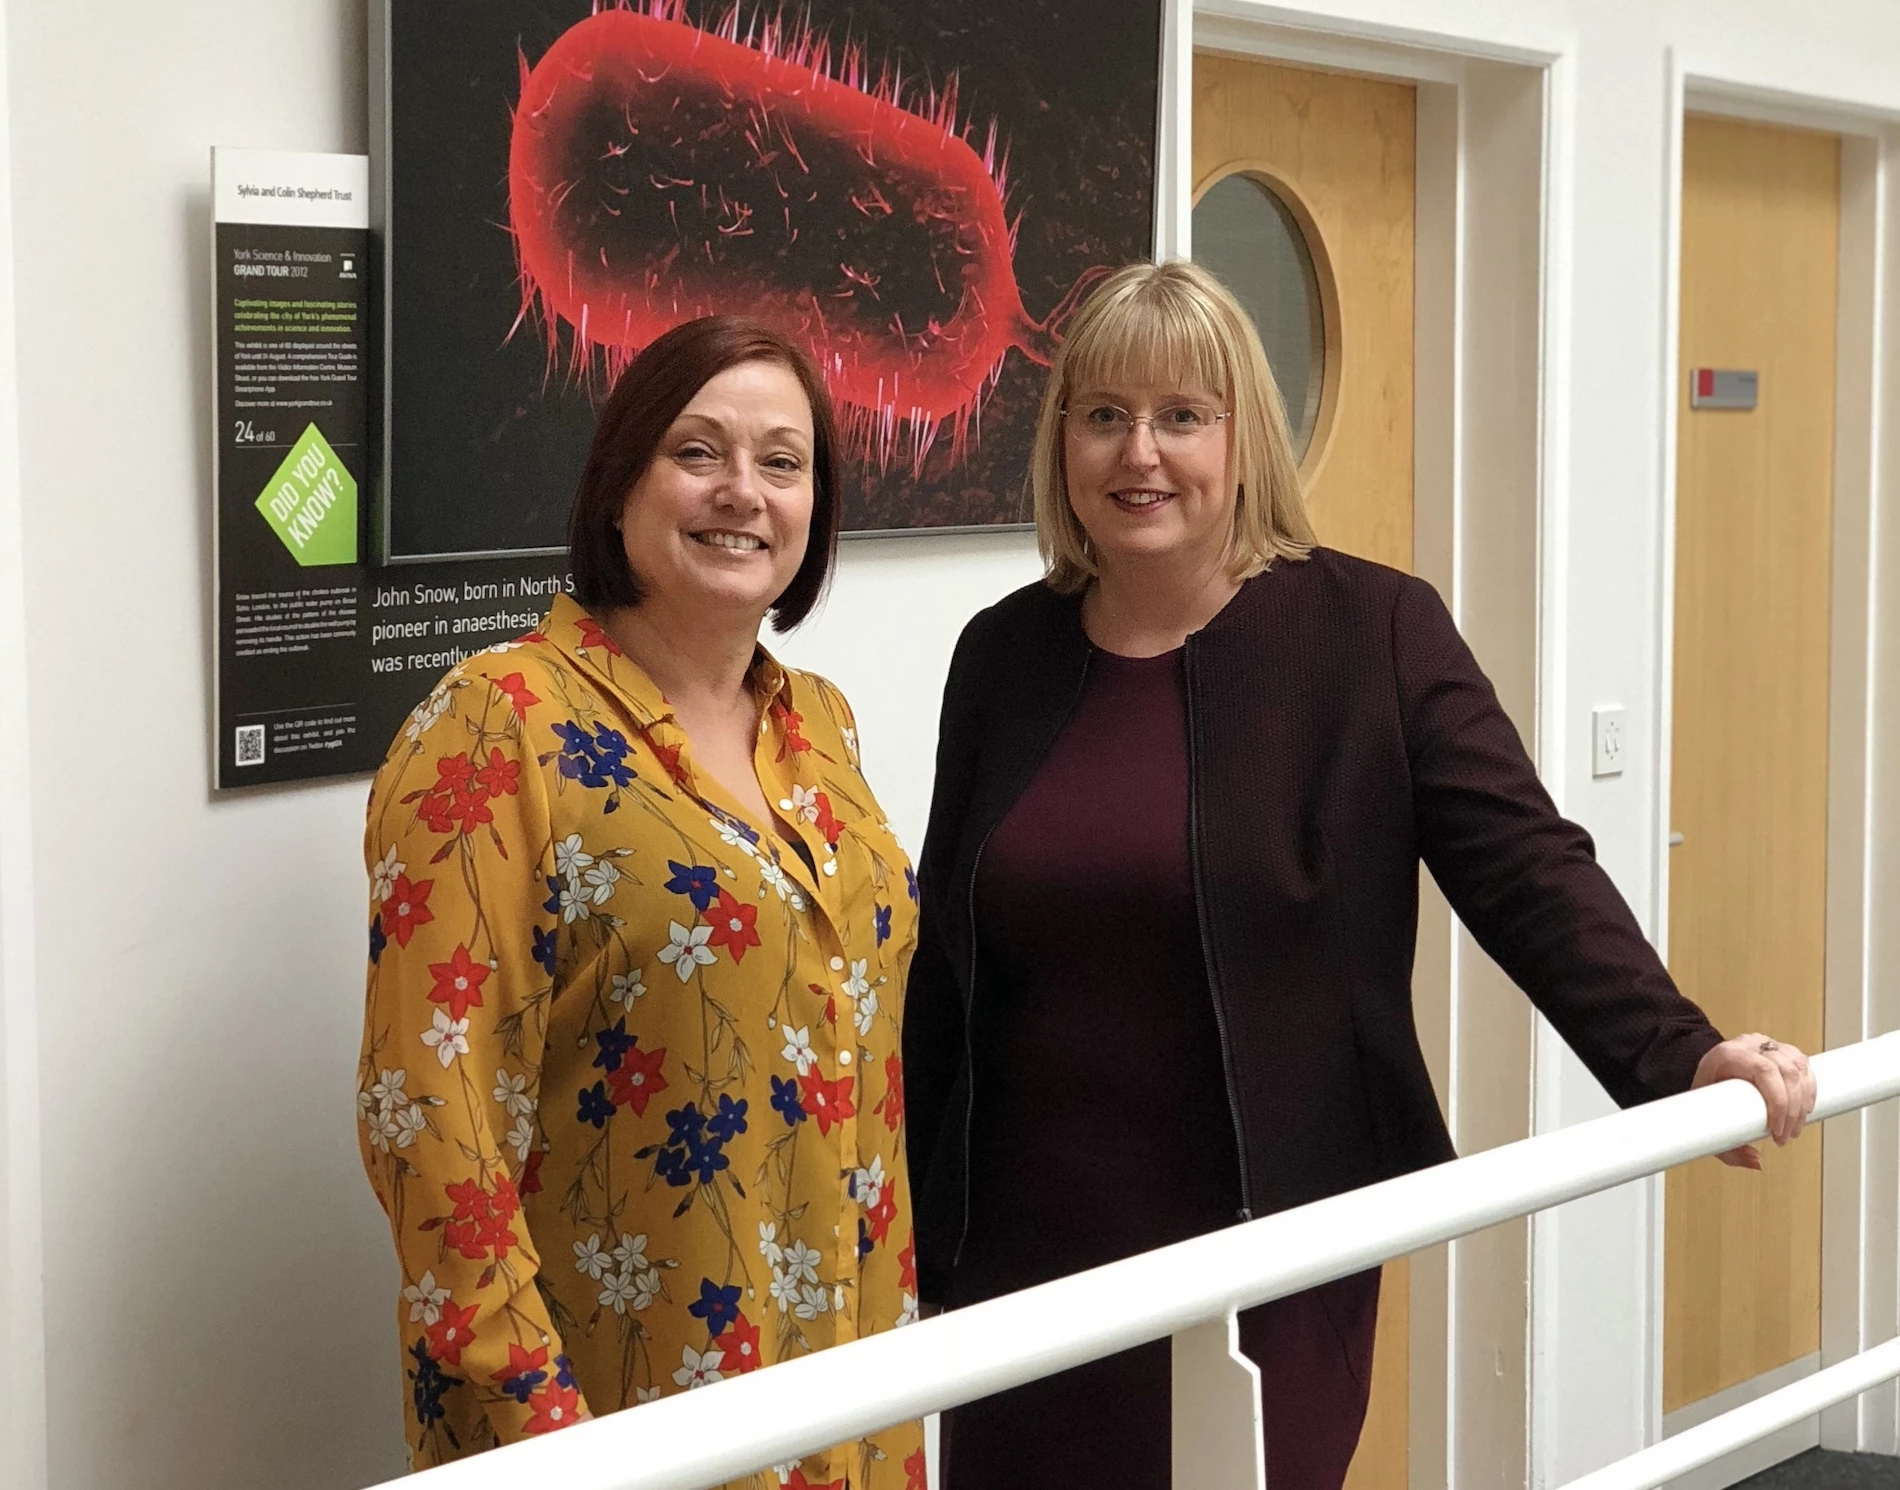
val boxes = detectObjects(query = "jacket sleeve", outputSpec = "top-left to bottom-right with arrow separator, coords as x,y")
1392,576 -> 1723,1104
357,673 -> 586,1452
903,617 -> 987,1301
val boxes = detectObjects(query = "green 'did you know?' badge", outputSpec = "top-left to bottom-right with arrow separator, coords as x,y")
255,421 -> 358,566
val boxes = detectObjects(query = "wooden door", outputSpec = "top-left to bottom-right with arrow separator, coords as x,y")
1193,53 -> 1417,1487
1664,114 -> 1838,1414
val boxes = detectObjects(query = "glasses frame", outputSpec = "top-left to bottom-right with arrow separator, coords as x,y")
1058,401 -> 1236,443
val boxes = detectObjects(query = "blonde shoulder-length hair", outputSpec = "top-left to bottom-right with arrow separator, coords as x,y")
1030,259 -> 1316,593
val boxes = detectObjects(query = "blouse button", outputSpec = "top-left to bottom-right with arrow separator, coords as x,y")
829,956 -> 844,971
822,859 -> 837,877
838,1049 -> 852,1066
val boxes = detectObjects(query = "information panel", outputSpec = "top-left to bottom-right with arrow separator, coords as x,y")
212,148 -> 569,789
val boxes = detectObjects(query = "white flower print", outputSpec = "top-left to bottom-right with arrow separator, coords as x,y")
611,1232 -> 650,1272
658,921 -> 716,982
784,784 -> 819,823
402,686 -> 452,743
609,970 -> 647,1007
574,1234 -> 611,1280
896,1292 -> 920,1328
370,1068 -> 409,1108
711,815 -> 760,857
581,859 -> 621,904
403,1270 -> 448,1325
365,1106 -> 400,1153
629,1267 -> 661,1311
492,1068 -> 534,1118
852,986 -> 879,1037
841,725 -> 858,760
370,845 -> 405,903
674,1344 -> 726,1389
781,1239 -> 822,1285
852,1155 -> 887,1211
598,1269 -> 641,1315
636,1386 -> 662,1405
758,859 -> 793,900
780,1025 -> 817,1076
758,1221 -> 784,1267
420,1009 -> 469,1067
768,1268 -> 801,1314
553,833 -> 595,879
843,959 -> 872,1001
505,1114 -> 534,1163
392,1104 -> 428,1149
556,878 -> 593,925
794,1282 -> 831,1321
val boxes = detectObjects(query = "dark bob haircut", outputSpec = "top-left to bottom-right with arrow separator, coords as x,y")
567,315 -> 843,631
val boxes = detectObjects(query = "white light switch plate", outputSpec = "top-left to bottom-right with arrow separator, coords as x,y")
1592,706 -> 1627,778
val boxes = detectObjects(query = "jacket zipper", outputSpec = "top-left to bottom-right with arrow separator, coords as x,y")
950,651 -> 1095,1274
1184,638 -> 1257,1223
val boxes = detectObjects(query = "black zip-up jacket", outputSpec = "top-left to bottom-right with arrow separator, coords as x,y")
902,549 -> 1723,1304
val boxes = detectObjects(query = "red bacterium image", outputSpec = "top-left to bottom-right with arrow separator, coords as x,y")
508,0 -> 1097,469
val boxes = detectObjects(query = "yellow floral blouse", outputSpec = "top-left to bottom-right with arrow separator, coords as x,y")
357,594 -> 923,1488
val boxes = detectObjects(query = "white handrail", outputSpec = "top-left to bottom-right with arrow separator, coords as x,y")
388,1032 -> 1900,1490
1560,1337 -> 1900,1490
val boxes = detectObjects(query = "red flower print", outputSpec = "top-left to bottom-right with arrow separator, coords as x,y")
772,702 -> 811,760
434,753 -> 478,794
443,1216 -> 487,1261
494,672 -> 540,717
898,1234 -> 917,1292
796,1072 -> 856,1137
651,741 -> 689,786
812,791 -> 844,846
476,1209 -> 519,1263
519,1149 -> 546,1195
723,1311 -> 763,1375
574,617 -> 622,656
444,1178 -> 491,1221
704,889 -> 762,963
867,1188 -> 898,1244
905,1449 -> 929,1490
785,1473 -> 844,1490
874,1055 -> 905,1131
425,1298 -> 479,1367
380,874 -> 434,948
427,945 -> 490,1021
606,1043 -> 669,1116
475,747 -> 520,799
491,1341 -> 549,1385
446,790 -> 495,836
523,1380 -> 582,1435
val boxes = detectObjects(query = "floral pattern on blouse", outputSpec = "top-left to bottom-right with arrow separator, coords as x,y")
357,594 -> 924,1488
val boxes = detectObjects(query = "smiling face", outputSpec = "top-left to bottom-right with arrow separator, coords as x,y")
1061,382 -> 1236,576
617,359 -> 815,626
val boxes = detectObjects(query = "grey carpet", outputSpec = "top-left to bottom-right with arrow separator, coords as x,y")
1736,1450 -> 1900,1486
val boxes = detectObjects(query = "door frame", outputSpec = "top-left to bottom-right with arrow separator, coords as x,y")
1653,52 -> 1900,1484
1161,5 -> 1568,1485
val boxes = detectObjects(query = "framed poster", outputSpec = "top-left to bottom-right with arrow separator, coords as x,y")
373,0 -> 1162,559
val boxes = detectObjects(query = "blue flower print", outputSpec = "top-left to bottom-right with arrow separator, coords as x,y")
576,1081 -> 615,1129
593,1017 -> 635,1072
688,1278 -> 742,1337
874,903 -> 892,947
665,1103 -> 707,1149
770,1076 -> 806,1127
532,924 -> 558,976
369,916 -> 387,964
706,1093 -> 749,1144
551,720 -> 636,791
664,861 -> 720,913
497,1361 -> 547,1405
554,1352 -> 576,1389
543,876 -> 563,916
408,1337 -> 460,1427
858,1218 -> 874,1261
906,865 -> 920,904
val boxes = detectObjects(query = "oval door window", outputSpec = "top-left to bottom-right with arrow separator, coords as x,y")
1192,173 -> 1327,462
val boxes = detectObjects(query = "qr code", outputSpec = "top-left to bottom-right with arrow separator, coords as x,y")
234,724 -> 266,766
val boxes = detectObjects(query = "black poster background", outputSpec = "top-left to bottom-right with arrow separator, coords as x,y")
215,206 -> 578,790
381,0 -> 1161,560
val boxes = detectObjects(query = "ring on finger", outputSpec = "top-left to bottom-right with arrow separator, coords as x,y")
1759,1038 -> 1779,1053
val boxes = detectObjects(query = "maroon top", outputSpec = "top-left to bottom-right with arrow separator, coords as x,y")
944,645 -> 1379,1490
956,646 -> 1240,1295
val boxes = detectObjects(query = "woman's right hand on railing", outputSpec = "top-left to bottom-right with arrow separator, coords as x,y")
1691,1032 -> 1817,1169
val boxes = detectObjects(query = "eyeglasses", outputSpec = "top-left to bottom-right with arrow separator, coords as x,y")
1061,401 -> 1233,446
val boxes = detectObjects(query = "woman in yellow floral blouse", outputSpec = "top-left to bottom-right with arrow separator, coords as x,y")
357,316 -> 922,1487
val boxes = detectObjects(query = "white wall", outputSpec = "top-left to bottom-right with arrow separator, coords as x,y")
2,2 -> 1898,1489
